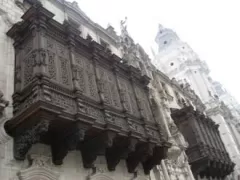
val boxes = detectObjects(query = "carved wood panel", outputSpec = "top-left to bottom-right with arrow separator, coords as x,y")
135,86 -> 154,121
96,65 -> 122,109
47,51 -> 57,80
15,92 -> 38,115
22,51 -> 35,87
118,77 -> 140,117
75,53 -> 99,101
85,104 -> 105,123
50,90 -> 76,114
46,36 -> 72,88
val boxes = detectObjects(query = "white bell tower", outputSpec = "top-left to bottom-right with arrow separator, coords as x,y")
153,24 -> 215,104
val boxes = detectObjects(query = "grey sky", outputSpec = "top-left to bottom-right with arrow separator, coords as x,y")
76,0 -> 240,102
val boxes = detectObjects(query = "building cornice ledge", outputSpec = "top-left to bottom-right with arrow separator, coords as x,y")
206,106 -> 223,117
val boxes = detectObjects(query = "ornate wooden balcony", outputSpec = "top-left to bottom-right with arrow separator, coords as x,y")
5,4 -> 170,174
171,106 -> 235,179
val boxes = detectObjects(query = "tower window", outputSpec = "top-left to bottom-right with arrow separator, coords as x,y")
163,41 -> 167,44
170,62 -> 174,66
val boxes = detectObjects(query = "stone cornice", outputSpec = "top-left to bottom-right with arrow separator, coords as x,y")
56,0 -> 119,45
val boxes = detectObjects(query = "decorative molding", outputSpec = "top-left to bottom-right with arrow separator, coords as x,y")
17,154 -> 60,180
206,106 -> 222,117
89,174 -> 114,180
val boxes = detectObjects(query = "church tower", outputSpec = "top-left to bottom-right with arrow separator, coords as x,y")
153,24 -> 215,104
153,24 -> 240,179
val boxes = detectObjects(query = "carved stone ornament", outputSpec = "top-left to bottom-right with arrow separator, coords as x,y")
0,119 -> 12,144
167,144 -> 182,161
17,154 -> 60,180
88,174 -> 114,180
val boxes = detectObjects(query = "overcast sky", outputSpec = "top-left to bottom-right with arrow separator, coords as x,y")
76,0 -> 240,102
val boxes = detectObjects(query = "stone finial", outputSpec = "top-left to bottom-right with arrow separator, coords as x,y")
71,1 -> 79,9
158,24 -> 164,31
106,24 -> 114,32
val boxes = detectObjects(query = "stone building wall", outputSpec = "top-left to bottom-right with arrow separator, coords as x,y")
0,0 -> 24,117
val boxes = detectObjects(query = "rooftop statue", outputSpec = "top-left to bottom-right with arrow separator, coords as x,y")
120,17 -> 128,36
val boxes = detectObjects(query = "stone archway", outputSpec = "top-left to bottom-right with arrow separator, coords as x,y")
17,155 -> 59,180
18,167 -> 59,180
90,174 -> 114,180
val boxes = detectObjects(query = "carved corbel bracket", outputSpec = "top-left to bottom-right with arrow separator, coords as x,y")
13,120 -> 49,160
64,20 -> 80,46
106,136 -> 138,171
81,130 -> 116,168
126,142 -> 155,173
51,122 -> 86,165
142,144 -> 170,174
